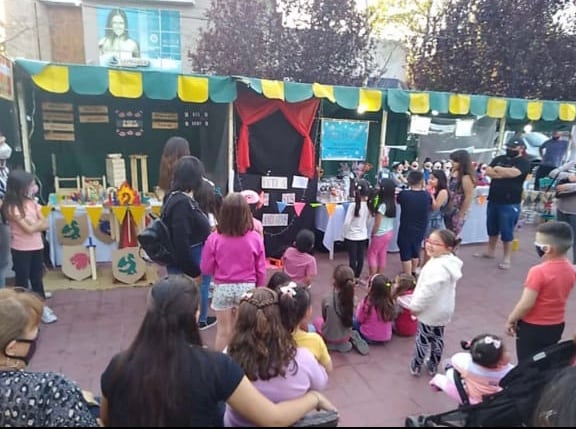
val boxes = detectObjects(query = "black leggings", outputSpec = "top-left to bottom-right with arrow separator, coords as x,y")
516,319 -> 564,362
345,239 -> 367,278
12,249 -> 45,299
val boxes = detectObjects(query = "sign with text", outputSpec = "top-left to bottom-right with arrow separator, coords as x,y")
320,119 -> 369,161
97,6 -> 181,71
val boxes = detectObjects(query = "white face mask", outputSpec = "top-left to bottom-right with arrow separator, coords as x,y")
0,139 -> 12,161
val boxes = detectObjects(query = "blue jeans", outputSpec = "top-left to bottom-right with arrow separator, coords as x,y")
167,244 -> 211,323
486,202 -> 520,242
556,210 -> 576,264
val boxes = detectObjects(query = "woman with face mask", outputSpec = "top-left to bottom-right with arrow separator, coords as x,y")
0,287 -> 98,427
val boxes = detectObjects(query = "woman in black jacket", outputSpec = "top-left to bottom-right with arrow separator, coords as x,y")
164,156 -> 211,278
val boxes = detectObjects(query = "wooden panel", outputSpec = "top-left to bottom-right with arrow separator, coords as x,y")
43,122 -> 75,132
79,115 -> 110,123
45,132 -> 75,141
43,112 -> 74,122
152,121 -> 179,129
152,112 -> 178,121
47,6 -> 86,64
78,105 -> 109,114
42,102 -> 73,112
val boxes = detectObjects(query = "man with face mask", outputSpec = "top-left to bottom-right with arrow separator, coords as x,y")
474,139 -> 531,270
534,130 -> 569,190
0,133 -> 12,288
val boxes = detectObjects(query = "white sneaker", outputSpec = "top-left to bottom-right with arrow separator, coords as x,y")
41,306 -> 58,324
44,291 -> 53,299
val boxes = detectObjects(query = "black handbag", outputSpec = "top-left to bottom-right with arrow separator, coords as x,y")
137,193 -> 179,265
137,216 -> 175,265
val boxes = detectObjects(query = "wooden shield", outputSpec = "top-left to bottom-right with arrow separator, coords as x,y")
56,215 -> 89,246
61,245 -> 92,281
93,212 -> 114,244
112,247 -> 146,284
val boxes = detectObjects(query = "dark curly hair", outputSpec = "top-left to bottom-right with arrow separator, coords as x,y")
228,288 -> 297,381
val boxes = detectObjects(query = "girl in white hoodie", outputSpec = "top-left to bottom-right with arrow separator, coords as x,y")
408,229 -> 463,377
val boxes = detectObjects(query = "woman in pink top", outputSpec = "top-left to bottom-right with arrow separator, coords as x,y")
354,274 -> 395,343
282,229 -> 317,287
2,170 -> 57,323
201,193 -> 266,351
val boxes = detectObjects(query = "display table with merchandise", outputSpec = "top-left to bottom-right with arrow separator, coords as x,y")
315,186 -> 490,259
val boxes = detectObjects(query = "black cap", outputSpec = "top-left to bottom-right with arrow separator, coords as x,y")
506,138 -> 526,148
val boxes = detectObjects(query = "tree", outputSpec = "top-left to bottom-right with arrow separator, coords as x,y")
408,0 -> 576,100
190,0 -> 373,86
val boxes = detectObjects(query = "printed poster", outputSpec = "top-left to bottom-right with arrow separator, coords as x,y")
321,119 -> 369,161
97,6 -> 181,71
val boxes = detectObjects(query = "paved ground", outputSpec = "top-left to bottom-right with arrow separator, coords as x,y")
29,223 -> 576,427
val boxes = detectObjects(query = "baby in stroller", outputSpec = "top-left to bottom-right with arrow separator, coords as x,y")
430,334 -> 515,405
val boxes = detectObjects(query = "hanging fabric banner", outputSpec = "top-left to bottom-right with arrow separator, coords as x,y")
59,205 -> 77,225
85,205 -> 104,229
111,206 -> 128,224
276,201 -> 287,213
40,205 -> 52,219
325,203 -> 336,217
293,202 -> 305,217
129,205 -> 146,226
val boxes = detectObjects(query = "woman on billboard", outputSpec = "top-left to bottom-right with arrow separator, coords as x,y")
99,8 -> 142,66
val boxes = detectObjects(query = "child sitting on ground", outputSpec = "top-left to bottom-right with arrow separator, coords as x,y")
313,264 -> 369,355
282,229 -> 318,288
354,274 -> 395,344
266,271 -> 292,293
430,334 -> 515,404
278,282 -> 333,373
392,273 -> 418,337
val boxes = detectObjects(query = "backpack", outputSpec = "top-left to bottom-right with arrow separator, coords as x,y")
137,192 -> 188,266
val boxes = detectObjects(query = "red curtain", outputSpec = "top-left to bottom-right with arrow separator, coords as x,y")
235,89 -> 319,178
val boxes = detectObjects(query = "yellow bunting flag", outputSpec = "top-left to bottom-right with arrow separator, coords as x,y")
262,80 -> 285,100
325,203 -> 336,217
486,98 -> 507,118
409,93 -> 430,114
559,103 -> 576,122
59,205 -> 77,225
178,76 -> 209,103
108,70 -> 143,99
40,205 -> 52,219
312,83 -> 335,103
85,205 -> 103,229
358,88 -> 382,112
449,94 -> 471,115
151,205 -> 162,216
527,101 -> 543,121
129,205 -> 147,226
111,206 -> 128,224
31,65 -> 70,94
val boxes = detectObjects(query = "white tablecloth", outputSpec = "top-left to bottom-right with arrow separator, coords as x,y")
48,207 -> 118,267
315,186 -> 490,258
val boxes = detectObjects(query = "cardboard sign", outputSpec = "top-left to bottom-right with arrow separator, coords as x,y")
55,215 -> 89,246
93,212 -> 114,244
61,245 -> 92,281
112,247 -> 146,284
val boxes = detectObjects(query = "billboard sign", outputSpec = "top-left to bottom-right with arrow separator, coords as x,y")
97,6 -> 181,71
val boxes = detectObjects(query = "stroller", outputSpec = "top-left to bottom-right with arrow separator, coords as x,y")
405,340 -> 576,427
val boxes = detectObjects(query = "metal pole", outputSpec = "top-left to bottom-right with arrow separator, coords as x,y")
16,80 -> 32,172
227,102 -> 234,193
